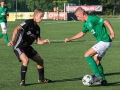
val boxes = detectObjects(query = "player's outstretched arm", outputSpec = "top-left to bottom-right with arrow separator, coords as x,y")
8,26 -> 22,46
104,20 -> 115,40
36,38 -> 50,45
65,32 -> 86,43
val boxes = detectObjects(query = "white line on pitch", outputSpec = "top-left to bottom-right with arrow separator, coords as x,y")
50,40 -> 120,42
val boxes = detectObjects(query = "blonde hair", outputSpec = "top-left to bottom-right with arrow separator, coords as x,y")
0,0 -> 5,2
34,8 -> 44,16
74,7 -> 86,14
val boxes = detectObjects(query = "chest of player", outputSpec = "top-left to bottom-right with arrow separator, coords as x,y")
25,27 -> 39,39
85,22 -> 98,35
0,8 -> 7,15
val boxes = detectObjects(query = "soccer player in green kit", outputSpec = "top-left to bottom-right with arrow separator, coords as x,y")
65,7 -> 115,85
0,0 -> 9,44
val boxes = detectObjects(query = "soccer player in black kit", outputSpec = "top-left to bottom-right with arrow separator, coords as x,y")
8,8 -> 52,86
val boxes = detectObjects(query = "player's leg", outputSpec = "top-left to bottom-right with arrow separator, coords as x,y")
93,55 -> 106,80
85,48 -> 101,79
14,48 -> 29,86
92,41 -> 111,85
1,22 -> 9,44
31,54 -> 44,82
31,54 -> 52,83
26,46 -> 51,83
19,53 -> 29,86
93,55 -> 107,85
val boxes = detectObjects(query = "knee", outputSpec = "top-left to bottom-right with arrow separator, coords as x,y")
37,59 -> 44,69
22,58 -> 29,66
93,57 -> 100,65
94,56 -> 101,65
38,59 -> 44,64
37,59 -> 44,66
2,31 -> 7,34
95,59 -> 100,65
84,52 -> 89,57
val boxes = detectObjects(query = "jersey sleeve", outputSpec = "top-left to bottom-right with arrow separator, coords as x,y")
82,23 -> 89,33
91,16 -> 105,26
20,20 -> 29,30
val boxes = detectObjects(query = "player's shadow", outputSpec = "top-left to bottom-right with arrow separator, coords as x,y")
104,72 -> 120,86
25,83 -> 40,86
25,77 -> 82,86
105,72 -> 120,76
107,82 -> 120,86
25,72 -> 120,86
52,77 -> 82,83
92,82 -> 120,87
52,72 -> 120,86
92,72 -> 120,87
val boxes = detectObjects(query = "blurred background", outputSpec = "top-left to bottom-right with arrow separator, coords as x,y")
4,0 -> 120,21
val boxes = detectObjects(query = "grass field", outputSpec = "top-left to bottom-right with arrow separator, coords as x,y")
0,19 -> 120,90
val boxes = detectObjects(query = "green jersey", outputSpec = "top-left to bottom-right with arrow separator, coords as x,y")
0,6 -> 9,23
82,15 -> 112,42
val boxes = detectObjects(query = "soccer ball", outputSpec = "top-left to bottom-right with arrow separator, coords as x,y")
82,74 -> 93,86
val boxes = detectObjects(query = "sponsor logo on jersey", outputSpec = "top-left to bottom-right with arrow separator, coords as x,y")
91,29 -> 95,34
27,31 -> 31,35
89,23 -> 92,27
27,31 -> 37,39
20,22 -> 26,26
1,12 -> 5,15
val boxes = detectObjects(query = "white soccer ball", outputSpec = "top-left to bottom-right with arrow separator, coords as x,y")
82,74 -> 93,86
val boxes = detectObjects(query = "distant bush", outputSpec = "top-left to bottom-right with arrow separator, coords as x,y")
98,15 -> 120,18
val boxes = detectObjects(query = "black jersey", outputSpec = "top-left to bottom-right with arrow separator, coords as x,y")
14,19 -> 40,48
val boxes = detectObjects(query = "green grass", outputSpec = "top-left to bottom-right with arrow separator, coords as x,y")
0,20 -> 120,90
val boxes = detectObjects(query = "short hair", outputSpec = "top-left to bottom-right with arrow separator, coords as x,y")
0,0 -> 5,2
34,8 -> 44,15
74,7 -> 86,14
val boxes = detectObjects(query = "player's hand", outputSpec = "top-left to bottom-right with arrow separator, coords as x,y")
7,41 -> 14,46
43,39 -> 50,44
110,34 -> 115,40
65,38 -> 71,43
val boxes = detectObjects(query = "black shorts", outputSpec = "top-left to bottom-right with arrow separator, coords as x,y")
14,46 -> 38,62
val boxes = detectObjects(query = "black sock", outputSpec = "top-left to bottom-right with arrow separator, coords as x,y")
21,65 -> 27,83
37,68 -> 44,81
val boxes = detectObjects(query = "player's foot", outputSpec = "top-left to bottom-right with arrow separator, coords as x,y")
38,78 -> 52,83
93,81 -> 101,85
101,80 -> 107,86
20,81 -> 26,86
92,76 -> 102,82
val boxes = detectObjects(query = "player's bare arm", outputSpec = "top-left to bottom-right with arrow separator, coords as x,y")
36,38 -> 50,45
65,32 -> 86,42
6,15 -> 9,20
104,20 -> 115,40
8,26 -> 22,46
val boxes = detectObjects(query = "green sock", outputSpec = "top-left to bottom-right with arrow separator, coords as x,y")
0,32 -> 3,38
3,34 -> 9,44
97,63 -> 106,80
85,56 -> 101,77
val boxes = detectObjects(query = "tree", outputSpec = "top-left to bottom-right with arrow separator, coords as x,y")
5,0 -> 120,15
68,0 -> 100,5
100,0 -> 114,15
6,0 -> 26,12
26,0 -> 53,12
